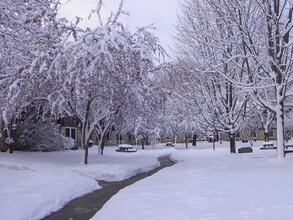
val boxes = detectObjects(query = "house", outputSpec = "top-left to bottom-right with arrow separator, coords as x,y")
59,117 -> 139,148
59,116 -> 98,147
220,129 -> 277,142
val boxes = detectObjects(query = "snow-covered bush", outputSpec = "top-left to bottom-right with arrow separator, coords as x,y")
18,102 -> 65,152
63,137 -> 76,150
19,119 -> 65,152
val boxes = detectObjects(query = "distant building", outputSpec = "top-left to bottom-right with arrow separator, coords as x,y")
220,129 -> 277,142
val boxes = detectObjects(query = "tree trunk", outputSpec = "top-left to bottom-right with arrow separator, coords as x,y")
81,100 -> 91,164
82,137 -> 89,164
141,138 -> 145,150
101,138 -> 105,155
83,146 -> 88,164
192,134 -> 197,146
98,137 -> 105,155
185,135 -> 188,149
4,126 -> 14,153
264,132 -> 269,142
80,125 -> 89,164
276,86 -> 285,158
229,132 -> 236,153
8,145 -> 13,153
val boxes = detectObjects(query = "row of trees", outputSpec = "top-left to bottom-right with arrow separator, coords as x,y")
174,0 -> 293,158
2,0 -> 292,163
0,0 -> 168,164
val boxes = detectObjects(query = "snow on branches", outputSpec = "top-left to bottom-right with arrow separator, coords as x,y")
0,0 -> 68,152
175,0 -> 293,156
0,0 -> 165,160
42,0 -> 164,163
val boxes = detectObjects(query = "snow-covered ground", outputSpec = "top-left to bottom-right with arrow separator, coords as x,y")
0,144 -> 174,220
92,141 -> 293,220
2,141 -> 293,220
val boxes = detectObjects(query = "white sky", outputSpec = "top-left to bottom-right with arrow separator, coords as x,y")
59,0 -> 180,58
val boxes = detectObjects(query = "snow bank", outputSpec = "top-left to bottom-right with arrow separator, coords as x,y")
68,156 -> 159,181
0,168 -> 99,220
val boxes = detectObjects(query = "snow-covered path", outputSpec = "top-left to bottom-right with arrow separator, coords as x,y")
0,145 -> 175,220
45,155 -> 175,219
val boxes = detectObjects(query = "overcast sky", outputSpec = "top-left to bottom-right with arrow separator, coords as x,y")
59,0 -> 180,59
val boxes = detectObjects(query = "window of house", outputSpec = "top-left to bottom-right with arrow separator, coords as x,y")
65,127 -> 77,140
127,134 -> 136,144
129,134 -> 136,142
235,132 -> 240,138
116,134 -> 123,144
269,130 -> 274,137
251,131 -> 256,138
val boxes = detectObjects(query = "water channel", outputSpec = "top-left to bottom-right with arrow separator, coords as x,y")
44,155 -> 175,220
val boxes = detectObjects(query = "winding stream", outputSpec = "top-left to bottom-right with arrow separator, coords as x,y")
44,155 -> 175,220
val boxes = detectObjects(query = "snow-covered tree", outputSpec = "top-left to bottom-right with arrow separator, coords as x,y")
42,1 -> 164,164
160,63 -> 205,149
251,0 -> 293,157
241,108 -> 262,145
0,0 -> 68,152
111,63 -> 167,149
175,0 -> 293,157
214,0 -> 293,157
258,108 -> 275,142
174,2 -> 252,153
131,90 -> 165,149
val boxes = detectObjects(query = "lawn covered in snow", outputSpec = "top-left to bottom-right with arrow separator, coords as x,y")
2,141 -> 293,220
92,141 -> 293,220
